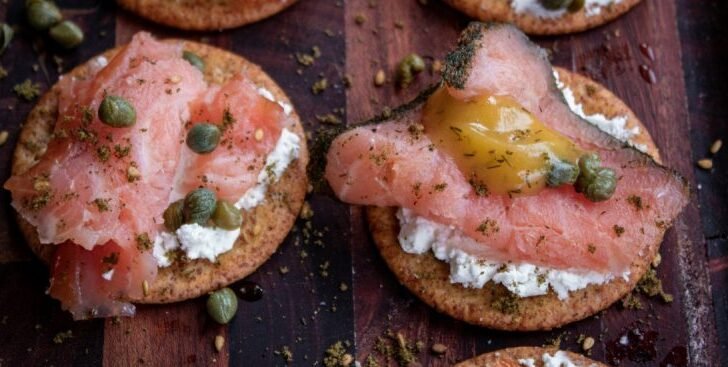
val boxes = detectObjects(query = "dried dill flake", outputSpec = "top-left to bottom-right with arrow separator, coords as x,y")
433,182 -> 447,192
637,267 -> 673,303
0,66 -> 7,79
316,113 -> 341,125
96,145 -> 111,162
14,79 -> 41,101
491,291 -> 519,314
621,292 -> 643,310
627,194 -> 643,210
221,108 -> 236,130
322,341 -> 349,367
275,345 -> 293,364
468,177 -> 489,197
52,330 -> 73,344
135,233 -> 152,251
311,78 -> 328,95
92,198 -> 110,212
613,224 -> 625,237
476,218 -> 499,236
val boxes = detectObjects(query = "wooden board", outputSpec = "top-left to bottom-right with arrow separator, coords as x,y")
0,0 -> 724,366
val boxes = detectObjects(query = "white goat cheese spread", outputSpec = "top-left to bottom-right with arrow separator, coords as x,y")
397,208 -> 629,299
543,350 -> 595,367
518,358 -> 536,367
553,70 -> 648,152
152,127 -> 301,267
511,0 -> 622,18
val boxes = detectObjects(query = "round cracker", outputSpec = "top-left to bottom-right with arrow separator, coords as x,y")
117,0 -> 298,31
367,68 -> 660,331
444,0 -> 642,35
12,40 -> 308,304
455,346 -> 609,366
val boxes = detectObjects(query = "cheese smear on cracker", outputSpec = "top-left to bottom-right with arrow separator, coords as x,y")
152,121 -> 300,267
511,0 -> 623,18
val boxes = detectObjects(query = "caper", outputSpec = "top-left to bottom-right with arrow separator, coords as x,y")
99,95 -> 136,128
212,201 -> 242,230
182,51 -> 205,72
576,167 -> 617,202
396,53 -> 426,88
538,0 -> 573,10
49,20 -> 84,49
163,200 -> 184,231
0,23 -> 14,55
206,287 -> 238,324
578,153 -> 601,176
568,0 -> 585,12
186,123 -> 221,154
546,159 -> 579,187
26,0 -> 62,31
183,188 -> 217,225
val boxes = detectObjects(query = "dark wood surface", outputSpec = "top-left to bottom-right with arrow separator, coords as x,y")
0,0 -> 724,366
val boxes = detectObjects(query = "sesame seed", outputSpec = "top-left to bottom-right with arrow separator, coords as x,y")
142,280 -> 149,296
374,69 -> 386,87
254,128 -> 264,141
710,139 -> 722,154
0,130 -> 8,146
214,335 -> 225,352
582,336 -> 595,351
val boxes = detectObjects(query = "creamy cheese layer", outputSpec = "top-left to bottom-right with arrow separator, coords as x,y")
397,209 -> 628,299
554,71 -> 648,152
152,125 -> 300,267
511,0 -> 623,18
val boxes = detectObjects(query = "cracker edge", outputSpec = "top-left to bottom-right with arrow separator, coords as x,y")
454,346 -> 609,366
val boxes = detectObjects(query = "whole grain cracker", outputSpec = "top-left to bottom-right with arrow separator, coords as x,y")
12,40 -> 308,304
444,0 -> 643,35
455,346 -> 608,366
367,68 -> 662,331
117,0 -> 297,31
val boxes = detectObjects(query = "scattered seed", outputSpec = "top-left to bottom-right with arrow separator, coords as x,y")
142,280 -> 149,296
710,139 -> 722,154
127,165 -> 141,182
697,158 -> 713,170
431,343 -> 447,354
0,130 -> 8,146
432,60 -> 442,74
582,336 -> 595,351
254,128 -> 264,141
214,335 -> 225,352
166,75 -> 182,84
374,69 -> 385,86
652,253 -> 662,267
354,14 -> 367,25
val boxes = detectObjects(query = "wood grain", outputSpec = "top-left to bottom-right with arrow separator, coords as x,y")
0,0 -> 725,365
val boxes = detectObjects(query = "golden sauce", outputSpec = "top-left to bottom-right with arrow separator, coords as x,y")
423,87 -> 582,197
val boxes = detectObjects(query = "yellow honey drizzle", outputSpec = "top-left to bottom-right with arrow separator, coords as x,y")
423,87 -> 582,197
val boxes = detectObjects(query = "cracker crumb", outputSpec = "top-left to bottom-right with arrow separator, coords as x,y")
431,343 -> 447,355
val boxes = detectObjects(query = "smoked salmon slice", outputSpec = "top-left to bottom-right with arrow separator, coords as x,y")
325,23 -> 688,274
4,33 -> 288,319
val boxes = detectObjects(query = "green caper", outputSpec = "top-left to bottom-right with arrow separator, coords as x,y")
0,23 -> 13,55
206,287 -> 238,324
546,159 -> 579,187
26,0 -> 62,31
186,123 -> 221,154
163,200 -> 184,231
212,201 -> 242,230
578,153 -> 601,176
568,0 -> 585,12
99,95 -> 136,128
182,50 -> 205,72
49,20 -> 84,49
183,188 -> 217,225
396,53 -> 426,88
576,167 -> 617,202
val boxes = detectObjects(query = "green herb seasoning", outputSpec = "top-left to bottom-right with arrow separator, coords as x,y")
396,53 -> 426,88
0,23 -> 13,55
99,95 -> 136,127
14,79 -> 41,101
186,123 -> 221,154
